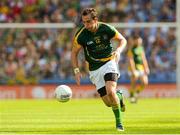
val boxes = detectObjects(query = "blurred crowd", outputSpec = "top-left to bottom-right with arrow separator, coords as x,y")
0,28 -> 73,84
0,0 -> 177,84
0,0 -> 176,23
0,27 -> 176,84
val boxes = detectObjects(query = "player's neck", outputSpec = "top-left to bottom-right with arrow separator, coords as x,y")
91,23 -> 99,33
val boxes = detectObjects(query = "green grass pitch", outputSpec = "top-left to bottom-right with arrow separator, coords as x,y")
0,98 -> 180,134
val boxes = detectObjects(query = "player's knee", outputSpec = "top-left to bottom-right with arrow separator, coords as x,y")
142,79 -> 148,86
142,76 -> 148,85
131,77 -> 137,83
106,88 -> 116,98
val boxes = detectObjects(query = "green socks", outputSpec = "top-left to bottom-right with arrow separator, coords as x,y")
112,105 -> 122,126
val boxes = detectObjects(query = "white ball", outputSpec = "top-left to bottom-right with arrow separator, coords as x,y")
54,85 -> 72,102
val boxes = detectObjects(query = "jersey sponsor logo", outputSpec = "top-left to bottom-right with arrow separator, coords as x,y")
94,36 -> 101,44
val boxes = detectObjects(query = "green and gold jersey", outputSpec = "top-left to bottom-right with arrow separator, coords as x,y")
73,22 -> 119,71
128,45 -> 144,70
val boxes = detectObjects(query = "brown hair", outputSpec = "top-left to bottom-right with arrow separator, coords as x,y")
81,8 -> 98,20
133,34 -> 140,40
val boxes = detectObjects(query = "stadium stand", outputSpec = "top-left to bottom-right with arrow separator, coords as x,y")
0,27 -> 176,84
0,0 -> 176,84
0,0 -> 176,23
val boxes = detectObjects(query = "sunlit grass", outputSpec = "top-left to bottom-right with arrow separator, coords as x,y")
0,98 -> 180,134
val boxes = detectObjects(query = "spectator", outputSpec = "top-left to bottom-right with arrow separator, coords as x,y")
0,0 -> 176,23
0,27 -> 176,84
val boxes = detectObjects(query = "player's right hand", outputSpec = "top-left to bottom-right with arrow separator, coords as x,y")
75,72 -> 82,85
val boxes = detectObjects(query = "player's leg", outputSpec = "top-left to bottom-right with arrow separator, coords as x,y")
98,86 -> 125,112
91,60 -> 124,131
101,96 -> 111,107
98,86 -> 111,107
104,73 -> 124,131
137,74 -> 148,93
105,80 -> 119,106
128,70 -> 138,98
90,70 -> 112,107
116,89 -> 125,112
97,84 -> 124,131
129,75 -> 138,103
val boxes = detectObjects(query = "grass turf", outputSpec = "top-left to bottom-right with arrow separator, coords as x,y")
0,98 -> 180,134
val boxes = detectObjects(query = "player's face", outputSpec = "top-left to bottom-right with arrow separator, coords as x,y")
82,15 -> 97,32
134,38 -> 142,46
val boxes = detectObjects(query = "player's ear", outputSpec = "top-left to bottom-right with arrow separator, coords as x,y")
93,17 -> 98,22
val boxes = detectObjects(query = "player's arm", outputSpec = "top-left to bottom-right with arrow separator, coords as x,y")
141,51 -> 150,75
137,37 -> 149,75
128,51 -> 137,77
71,39 -> 82,85
113,31 -> 127,52
112,30 -> 127,62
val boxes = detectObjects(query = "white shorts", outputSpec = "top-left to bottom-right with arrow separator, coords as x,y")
89,60 -> 120,90
128,70 -> 145,78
